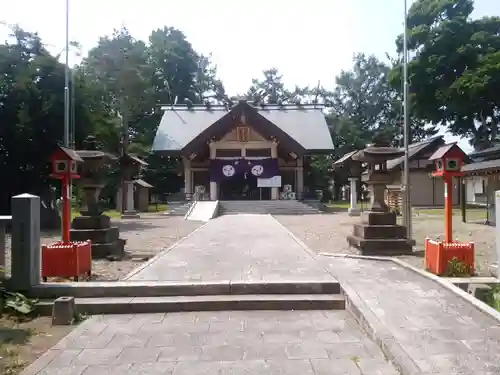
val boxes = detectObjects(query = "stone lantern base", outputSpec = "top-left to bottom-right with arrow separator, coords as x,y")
70,215 -> 126,259
347,211 -> 414,256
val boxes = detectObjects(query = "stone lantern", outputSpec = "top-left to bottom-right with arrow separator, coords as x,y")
346,141 -> 414,255
70,136 -> 126,259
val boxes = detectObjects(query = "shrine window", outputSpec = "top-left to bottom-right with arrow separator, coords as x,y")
215,149 -> 241,158
245,148 -> 272,157
236,126 -> 250,142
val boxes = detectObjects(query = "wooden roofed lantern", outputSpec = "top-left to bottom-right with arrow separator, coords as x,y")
425,143 -> 474,276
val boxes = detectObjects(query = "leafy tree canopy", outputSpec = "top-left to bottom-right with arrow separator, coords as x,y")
390,0 -> 500,150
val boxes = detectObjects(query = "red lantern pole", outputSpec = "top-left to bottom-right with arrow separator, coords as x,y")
444,176 -> 453,243
61,172 -> 71,243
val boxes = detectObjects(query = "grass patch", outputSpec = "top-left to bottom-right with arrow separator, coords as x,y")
484,285 -> 500,312
414,207 -> 487,221
71,209 -> 121,220
70,204 -> 168,219
326,201 -> 365,209
148,203 -> 168,212
0,315 -> 74,375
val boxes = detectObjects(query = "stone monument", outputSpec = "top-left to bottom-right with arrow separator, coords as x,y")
346,141 -> 413,255
118,154 -> 147,219
70,136 -> 126,259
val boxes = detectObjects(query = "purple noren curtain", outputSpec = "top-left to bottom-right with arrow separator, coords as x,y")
210,159 -> 279,182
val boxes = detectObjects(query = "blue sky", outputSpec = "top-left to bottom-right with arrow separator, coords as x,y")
1,0 -> 498,150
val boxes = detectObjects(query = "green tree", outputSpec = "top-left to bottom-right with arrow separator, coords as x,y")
0,26 -> 108,212
332,53 -> 436,149
83,26 -> 152,154
243,68 -> 316,105
390,0 -> 500,150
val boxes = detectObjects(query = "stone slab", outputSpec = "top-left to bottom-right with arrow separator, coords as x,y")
127,215 -> 334,282
21,310 -> 398,375
71,215 -> 111,230
346,235 -> 414,255
36,294 -> 346,315
70,227 -> 119,243
325,257 -> 500,375
31,280 -> 340,299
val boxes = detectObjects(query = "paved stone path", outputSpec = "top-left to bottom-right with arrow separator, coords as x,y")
324,257 -> 500,375
23,311 -> 398,375
22,214 -> 400,374
128,214 -> 332,282
24,213 -> 500,374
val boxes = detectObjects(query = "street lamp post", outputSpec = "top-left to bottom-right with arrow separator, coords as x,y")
64,0 -> 70,149
402,0 -> 412,238
63,0 -> 73,225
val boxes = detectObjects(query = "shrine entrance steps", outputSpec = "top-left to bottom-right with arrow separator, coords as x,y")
33,215 -> 344,315
35,280 -> 345,315
218,200 -> 321,215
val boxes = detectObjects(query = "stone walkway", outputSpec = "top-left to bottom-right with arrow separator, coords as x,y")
127,214 -> 332,282
324,257 -> 500,375
23,311 -> 398,375
22,213 -> 500,374
22,214 -> 398,375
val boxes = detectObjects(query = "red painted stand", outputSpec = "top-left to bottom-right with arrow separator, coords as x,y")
41,241 -> 92,281
42,147 -> 92,281
424,144 -> 474,275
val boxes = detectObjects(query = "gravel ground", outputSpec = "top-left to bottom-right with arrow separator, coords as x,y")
4,215 -> 204,281
275,212 -> 497,276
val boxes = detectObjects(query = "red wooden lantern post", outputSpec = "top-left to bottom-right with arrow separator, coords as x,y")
43,147 -> 92,282
425,143 -> 474,275
50,147 -> 83,242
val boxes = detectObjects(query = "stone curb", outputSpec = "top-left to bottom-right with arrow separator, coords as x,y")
36,294 -> 346,316
122,221 -> 210,280
340,281 -> 424,375
318,252 -> 500,324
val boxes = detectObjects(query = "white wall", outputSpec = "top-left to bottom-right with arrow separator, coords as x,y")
466,176 -> 487,204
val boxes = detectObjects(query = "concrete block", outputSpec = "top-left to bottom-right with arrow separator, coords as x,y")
52,296 -> 76,325
10,194 -> 41,290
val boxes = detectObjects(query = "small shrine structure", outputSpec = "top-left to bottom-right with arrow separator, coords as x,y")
346,142 -> 413,255
332,150 -> 362,216
425,143 -> 474,275
119,154 -> 148,218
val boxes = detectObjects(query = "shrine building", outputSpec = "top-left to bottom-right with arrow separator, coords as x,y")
152,100 -> 334,201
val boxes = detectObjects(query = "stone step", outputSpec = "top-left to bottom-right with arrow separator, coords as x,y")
218,201 -> 321,215
37,294 -> 345,315
31,280 -> 341,299
221,212 -> 320,215
346,235 -> 414,256
219,209 -> 318,212
353,224 -> 407,239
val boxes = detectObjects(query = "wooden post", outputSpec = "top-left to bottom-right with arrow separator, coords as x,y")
460,177 -> 466,223
444,176 -> 453,243
61,174 -> 71,242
